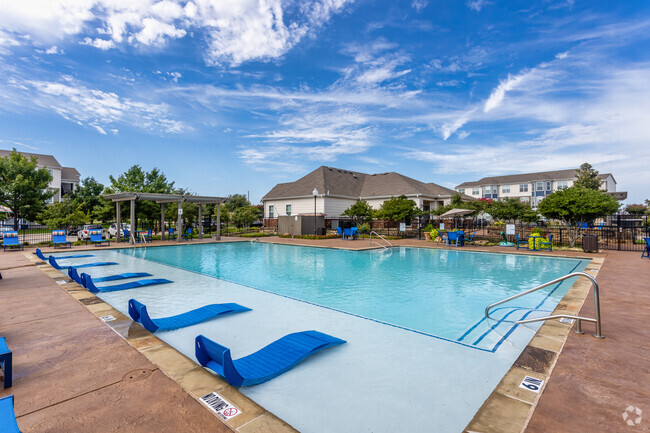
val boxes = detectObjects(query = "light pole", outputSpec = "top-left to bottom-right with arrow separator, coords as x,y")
312,188 -> 318,236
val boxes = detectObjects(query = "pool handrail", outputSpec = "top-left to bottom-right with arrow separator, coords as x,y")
485,271 -> 603,338
369,231 -> 392,249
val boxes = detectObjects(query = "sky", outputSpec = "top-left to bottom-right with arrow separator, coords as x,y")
0,0 -> 648,204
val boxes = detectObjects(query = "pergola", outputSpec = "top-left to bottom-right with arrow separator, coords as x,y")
103,193 -> 227,243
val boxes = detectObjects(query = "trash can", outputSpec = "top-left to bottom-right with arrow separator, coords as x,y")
582,235 -> 598,252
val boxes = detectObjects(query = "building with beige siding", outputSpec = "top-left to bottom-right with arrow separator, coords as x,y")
262,166 -> 469,219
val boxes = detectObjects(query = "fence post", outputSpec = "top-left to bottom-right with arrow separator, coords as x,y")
617,214 -> 621,251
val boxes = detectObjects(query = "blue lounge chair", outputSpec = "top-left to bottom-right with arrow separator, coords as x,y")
82,273 -> 172,293
50,230 -> 71,248
0,337 -> 12,388
48,256 -> 117,270
538,234 -> 553,251
464,231 -> 476,245
336,227 -> 343,237
68,267 -> 152,286
195,330 -> 346,387
128,299 -> 251,332
642,237 -> 650,259
0,395 -> 20,433
515,234 -> 529,250
2,232 -> 23,252
88,229 -> 110,247
35,248 -> 93,262
182,228 -> 193,240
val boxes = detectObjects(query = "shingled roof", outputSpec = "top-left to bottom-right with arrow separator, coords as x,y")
455,169 -> 613,188
263,166 -> 464,200
61,167 -> 80,181
0,149 -> 62,168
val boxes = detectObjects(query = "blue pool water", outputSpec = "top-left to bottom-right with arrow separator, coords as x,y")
51,243 -> 588,433
124,242 -> 586,351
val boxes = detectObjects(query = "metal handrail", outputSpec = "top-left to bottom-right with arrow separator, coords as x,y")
485,271 -> 603,338
369,231 -> 393,249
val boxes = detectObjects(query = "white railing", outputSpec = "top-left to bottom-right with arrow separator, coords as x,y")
369,231 -> 393,249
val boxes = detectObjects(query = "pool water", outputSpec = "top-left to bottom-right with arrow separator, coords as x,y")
52,243 -> 587,433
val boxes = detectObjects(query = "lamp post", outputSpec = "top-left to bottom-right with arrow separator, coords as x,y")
312,188 -> 318,236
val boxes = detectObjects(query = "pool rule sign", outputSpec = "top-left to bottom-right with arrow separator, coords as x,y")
200,392 -> 241,420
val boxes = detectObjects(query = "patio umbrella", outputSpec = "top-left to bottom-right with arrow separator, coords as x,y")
440,208 -> 474,229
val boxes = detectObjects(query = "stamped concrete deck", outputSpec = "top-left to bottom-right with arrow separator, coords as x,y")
1,237 -> 648,432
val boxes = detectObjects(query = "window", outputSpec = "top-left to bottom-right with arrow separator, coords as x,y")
268,205 -> 274,218
519,184 -> 528,193
536,182 -> 543,191
484,185 -> 492,194
472,188 -> 480,195
557,180 -> 568,190
458,188 -> 465,194
546,181 -> 551,191
285,204 -> 292,216
502,185 -> 510,193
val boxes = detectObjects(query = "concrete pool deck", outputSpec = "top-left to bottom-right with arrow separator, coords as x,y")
1,236 -> 648,432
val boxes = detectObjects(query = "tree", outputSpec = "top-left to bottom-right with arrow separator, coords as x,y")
232,206 -> 259,228
573,163 -> 602,190
0,150 -> 53,230
376,195 -> 419,222
538,187 -> 620,247
625,204 -> 647,216
224,194 -> 250,213
488,198 -> 530,222
39,200 -> 87,230
213,203 -> 230,229
69,177 -> 104,220
342,200 -> 374,224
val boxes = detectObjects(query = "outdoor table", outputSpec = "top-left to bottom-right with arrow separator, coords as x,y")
529,235 -> 540,250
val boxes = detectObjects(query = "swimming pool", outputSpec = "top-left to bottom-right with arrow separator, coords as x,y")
52,243 -> 587,432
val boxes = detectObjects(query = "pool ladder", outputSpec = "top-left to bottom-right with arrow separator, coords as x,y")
485,271 -> 604,338
369,231 -> 393,249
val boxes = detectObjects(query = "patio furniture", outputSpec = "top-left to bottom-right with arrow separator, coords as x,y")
50,230 -> 71,248
351,227 -> 359,239
2,232 -> 23,252
343,228 -> 352,240
538,234 -> 553,251
336,227 -> 343,237
142,229 -> 153,242
35,249 -> 93,262
438,231 -> 448,243
0,395 -> 20,433
82,274 -> 172,293
464,231 -> 476,245
515,234 -> 529,250
447,231 -> 464,247
642,237 -> 650,259
182,228 -> 193,240
87,229 -> 110,247
167,228 -> 176,240
69,267 -> 151,286
128,299 -> 251,332
195,330 -> 346,387
0,337 -> 12,388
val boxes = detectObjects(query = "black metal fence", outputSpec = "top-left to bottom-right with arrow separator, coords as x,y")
1,223 -> 54,246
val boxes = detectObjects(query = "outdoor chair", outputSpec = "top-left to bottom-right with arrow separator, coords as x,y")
515,234 -> 529,250
343,228 -> 352,240
642,237 -> 650,259
438,231 -> 448,243
50,230 -> 71,249
0,336 -> 12,388
167,228 -> 176,240
2,232 -> 23,252
88,229 -> 110,247
538,234 -> 553,251
351,227 -> 359,239
464,231 -> 476,245
142,229 -> 153,242
336,227 -> 343,237
182,228 -> 193,240
447,231 -> 464,247
121,229 -> 130,242
0,395 -> 20,433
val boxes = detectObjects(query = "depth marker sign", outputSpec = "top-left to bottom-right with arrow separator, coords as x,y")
201,392 -> 241,420
519,376 -> 544,393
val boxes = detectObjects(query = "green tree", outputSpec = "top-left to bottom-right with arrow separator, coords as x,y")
573,163 -> 602,190
224,193 -> 250,212
232,206 -> 259,228
538,187 -> 620,247
69,177 -> 105,220
39,200 -> 87,230
488,198 -> 529,222
625,204 -> 647,216
342,200 -> 374,224
0,150 -> 53,230
376,195 -> 419,222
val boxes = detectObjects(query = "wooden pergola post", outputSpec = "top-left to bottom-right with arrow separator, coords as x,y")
177,202 -> 183,242
216,203 -> 221,240
198,204 -> 203,239
160,203 -> 166,240
130,199 -> 136,244
116,201 -> 121,242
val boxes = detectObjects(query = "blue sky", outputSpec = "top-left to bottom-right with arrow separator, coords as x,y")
0,0 -> 648,204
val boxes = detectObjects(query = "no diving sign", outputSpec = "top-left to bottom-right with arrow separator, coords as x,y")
200,392 -> 241,420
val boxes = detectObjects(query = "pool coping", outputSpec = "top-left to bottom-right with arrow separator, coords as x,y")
26,241 -> 605,433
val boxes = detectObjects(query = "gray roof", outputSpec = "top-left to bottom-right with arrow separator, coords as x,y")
61,167 -> 80,181
0,149 -> 62,168
263,166 -> 467,200
455,169 -> 613,188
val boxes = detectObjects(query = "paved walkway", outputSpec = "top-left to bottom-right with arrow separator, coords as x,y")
526,250 -> 650,432
0,251 -> 233,433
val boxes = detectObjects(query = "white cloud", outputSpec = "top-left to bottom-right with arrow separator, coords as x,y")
0,0 -> 353,66
45,45 -> 63,54
411,0 -> 428,12
483,72 -> 528,112
466,0 -> 491,12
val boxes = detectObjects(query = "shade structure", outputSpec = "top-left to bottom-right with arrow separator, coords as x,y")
440,208 -> 474,218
